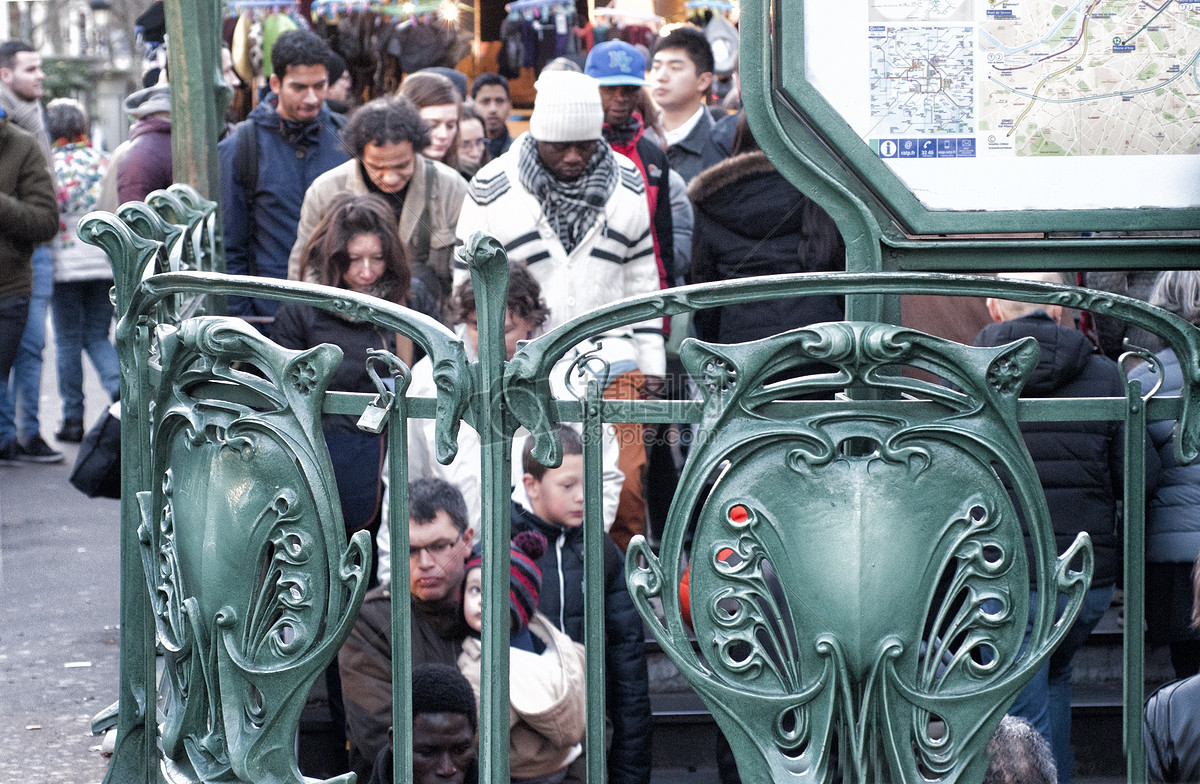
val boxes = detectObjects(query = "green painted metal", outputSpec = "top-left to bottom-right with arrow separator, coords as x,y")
162,0 -> 226,204
84,162 -> 1200,784
139,316 -> 371,784
625,322 -> 1088,783
463,235 -> 518,784
1123,369 -> 1149,783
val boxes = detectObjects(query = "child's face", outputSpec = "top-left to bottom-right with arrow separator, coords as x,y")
462,568 -> 483,633
524,454 -> 585,528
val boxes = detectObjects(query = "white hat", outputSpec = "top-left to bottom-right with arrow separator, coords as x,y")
529,71 -> 604,143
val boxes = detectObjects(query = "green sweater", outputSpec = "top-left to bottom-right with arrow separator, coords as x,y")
0,114 -> 58,302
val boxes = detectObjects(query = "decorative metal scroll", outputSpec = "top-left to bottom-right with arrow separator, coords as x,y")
115,271 -> 472,466
625,322 -> 1092,783
506,272 -> 1200,468
139,317 -> 370,784
81,190 -> 476,784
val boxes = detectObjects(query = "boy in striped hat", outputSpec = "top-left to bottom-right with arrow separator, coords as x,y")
458,530 -> 588,782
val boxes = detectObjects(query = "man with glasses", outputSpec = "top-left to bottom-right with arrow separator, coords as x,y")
339,478 -> 475,782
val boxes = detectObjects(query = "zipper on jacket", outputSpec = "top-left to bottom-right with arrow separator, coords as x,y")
556,534 -> 566,631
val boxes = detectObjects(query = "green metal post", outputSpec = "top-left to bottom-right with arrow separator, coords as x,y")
582,380 -> 607,783
1124,373 -> 1148,782
163,0 -> 226,209
389,379 -> 414,784
469,244 -> 513,783
102,317 -> 156,784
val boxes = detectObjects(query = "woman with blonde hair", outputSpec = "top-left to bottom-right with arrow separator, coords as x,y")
399,70 -> 462,170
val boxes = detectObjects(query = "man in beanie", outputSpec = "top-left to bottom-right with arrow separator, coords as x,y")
457,530 -> 588,781
455,69 -> 665,555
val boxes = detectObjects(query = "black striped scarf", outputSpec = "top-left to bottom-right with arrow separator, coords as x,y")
516,133 -> 616,255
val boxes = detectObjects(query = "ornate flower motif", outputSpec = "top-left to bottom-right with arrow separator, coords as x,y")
288,361 -> 318,394
703,358 -> 738,394
987,356 -> 1022,394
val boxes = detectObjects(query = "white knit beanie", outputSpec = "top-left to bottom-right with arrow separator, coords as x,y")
529,71 -> 604,142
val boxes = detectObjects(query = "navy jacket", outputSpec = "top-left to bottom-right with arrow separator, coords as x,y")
974,312 -> 1159,586
218,96 -> 349,319
510,502 -> 651,784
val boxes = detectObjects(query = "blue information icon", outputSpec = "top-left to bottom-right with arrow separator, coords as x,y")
898,139 -> 917,158
918,139 -> 937,158
879,139 -> 898,158
957,138 -> 976,157
937,138 -> 957,157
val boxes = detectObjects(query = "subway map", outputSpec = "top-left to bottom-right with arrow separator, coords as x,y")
978,0 -> 1200,156
869,25 -> 975,135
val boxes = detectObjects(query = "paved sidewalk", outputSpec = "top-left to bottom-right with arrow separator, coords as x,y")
0,313 -> 119,784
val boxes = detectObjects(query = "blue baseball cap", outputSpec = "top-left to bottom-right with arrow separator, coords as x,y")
584,41 -> 649,87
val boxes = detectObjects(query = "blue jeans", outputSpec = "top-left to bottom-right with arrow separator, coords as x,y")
1008,584 -> 1115,784
0,245 -> 51,443
51,278 -> 120,421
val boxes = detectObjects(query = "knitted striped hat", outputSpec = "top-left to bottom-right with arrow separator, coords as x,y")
465,530 -> 547,634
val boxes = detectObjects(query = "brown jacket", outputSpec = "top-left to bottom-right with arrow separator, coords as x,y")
0,116 -> 58,301
338,585 -> 467,782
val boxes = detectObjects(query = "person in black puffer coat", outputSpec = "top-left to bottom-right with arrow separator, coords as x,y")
1131,271 -> 1200,680
973,271 -> 1159,784
511,426 -> 652,784
687,112 -> 844,344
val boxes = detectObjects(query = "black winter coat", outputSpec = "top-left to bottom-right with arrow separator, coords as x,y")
272,281 -> 438,435
974,312 -> 1158,586
1145,674 -> 1200,783
687,150 -> 844,344
510,502 -> 651,784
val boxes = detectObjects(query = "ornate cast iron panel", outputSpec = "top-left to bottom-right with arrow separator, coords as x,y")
623,323 -> 1089,783
83,190 -> 1200,784
139,317 -> 370,784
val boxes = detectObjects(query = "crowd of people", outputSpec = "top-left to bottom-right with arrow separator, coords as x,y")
2,17 -> 1199,784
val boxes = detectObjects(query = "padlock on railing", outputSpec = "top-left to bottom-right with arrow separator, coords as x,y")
356,349 -> 408,434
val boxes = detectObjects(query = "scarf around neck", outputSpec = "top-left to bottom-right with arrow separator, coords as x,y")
0,81 -> 51,166
517,133 -> 616,255
603,112 -> 644,149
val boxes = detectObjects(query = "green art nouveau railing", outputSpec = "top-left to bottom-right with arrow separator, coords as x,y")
83,183 -> 1200,783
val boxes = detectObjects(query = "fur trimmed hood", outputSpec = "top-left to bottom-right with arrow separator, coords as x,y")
687,150 -> 777,205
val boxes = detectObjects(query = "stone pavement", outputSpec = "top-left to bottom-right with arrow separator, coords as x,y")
0,314 -> 119,784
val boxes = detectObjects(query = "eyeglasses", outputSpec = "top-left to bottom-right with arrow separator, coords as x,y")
409,533 -> 462,561
460,138 -> 487,151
